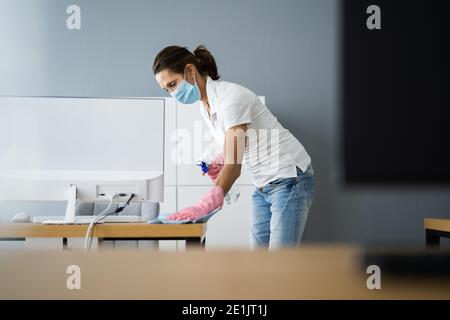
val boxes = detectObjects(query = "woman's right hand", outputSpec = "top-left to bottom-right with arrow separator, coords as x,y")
205,152 -> 224,183
166,186 -> 224,221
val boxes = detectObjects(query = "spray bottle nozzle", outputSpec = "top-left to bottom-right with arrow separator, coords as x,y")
196,161 -> 209,174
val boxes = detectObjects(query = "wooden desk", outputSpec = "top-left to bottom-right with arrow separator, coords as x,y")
1,246 -> 449,299
0,222 -> 207,249
424,218 -> 450,247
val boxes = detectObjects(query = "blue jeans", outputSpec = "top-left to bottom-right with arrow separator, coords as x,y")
250,164 -> 315,249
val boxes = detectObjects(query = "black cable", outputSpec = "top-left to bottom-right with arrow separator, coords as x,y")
97,193 -> 136,220
115,193 -> 136,214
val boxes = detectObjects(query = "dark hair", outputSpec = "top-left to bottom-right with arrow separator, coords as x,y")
152,45 -> 220,80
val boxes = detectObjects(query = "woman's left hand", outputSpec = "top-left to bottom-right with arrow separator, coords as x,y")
206,152 -> 224,182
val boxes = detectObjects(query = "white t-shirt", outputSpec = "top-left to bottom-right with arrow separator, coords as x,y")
199,76 -> 312,188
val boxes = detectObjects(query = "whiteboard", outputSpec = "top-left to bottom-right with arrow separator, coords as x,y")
0,97 -> 164,172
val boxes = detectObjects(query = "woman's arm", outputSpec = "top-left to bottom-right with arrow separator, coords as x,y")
215,123 -> 248,194
165,123 -> 248,221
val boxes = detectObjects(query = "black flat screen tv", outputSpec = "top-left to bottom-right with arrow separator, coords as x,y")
342,0 -> 450,184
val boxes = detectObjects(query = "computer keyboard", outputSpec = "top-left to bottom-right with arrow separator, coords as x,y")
33,215 -> 144,224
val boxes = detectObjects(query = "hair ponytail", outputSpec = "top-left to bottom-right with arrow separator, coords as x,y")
153,45 -> 220,80
193,45 -> 220,80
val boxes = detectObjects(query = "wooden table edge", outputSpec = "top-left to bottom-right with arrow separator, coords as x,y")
424,218 -> 450,233
0,222 -> 207,239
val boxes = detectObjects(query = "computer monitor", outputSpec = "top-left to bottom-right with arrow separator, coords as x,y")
0,96 -> 165,221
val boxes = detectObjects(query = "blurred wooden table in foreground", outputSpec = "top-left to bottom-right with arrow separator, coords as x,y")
0,246 -> 449,299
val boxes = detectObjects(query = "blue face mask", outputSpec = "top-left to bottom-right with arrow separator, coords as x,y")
170,69 -> 200,104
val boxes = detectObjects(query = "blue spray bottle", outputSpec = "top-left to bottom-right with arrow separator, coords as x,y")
196,159 -> 240,205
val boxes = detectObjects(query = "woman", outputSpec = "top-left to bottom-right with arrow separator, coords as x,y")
153,45 -> 315,249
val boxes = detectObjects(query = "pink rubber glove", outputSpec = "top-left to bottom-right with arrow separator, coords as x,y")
166,186 -> 224,221
205,153 -> 224,183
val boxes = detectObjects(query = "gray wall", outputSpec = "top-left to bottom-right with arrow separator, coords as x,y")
1,0 -> 449,245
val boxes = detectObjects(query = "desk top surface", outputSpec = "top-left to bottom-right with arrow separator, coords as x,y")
0,222 -> 207,238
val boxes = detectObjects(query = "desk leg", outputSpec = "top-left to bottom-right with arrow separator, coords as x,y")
97,238 -> 107,250
185,237 -> 206,250
426,229 -> 440,248
201,236 -> 206,248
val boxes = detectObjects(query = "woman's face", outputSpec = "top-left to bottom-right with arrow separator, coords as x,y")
155,65 -> 196,94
